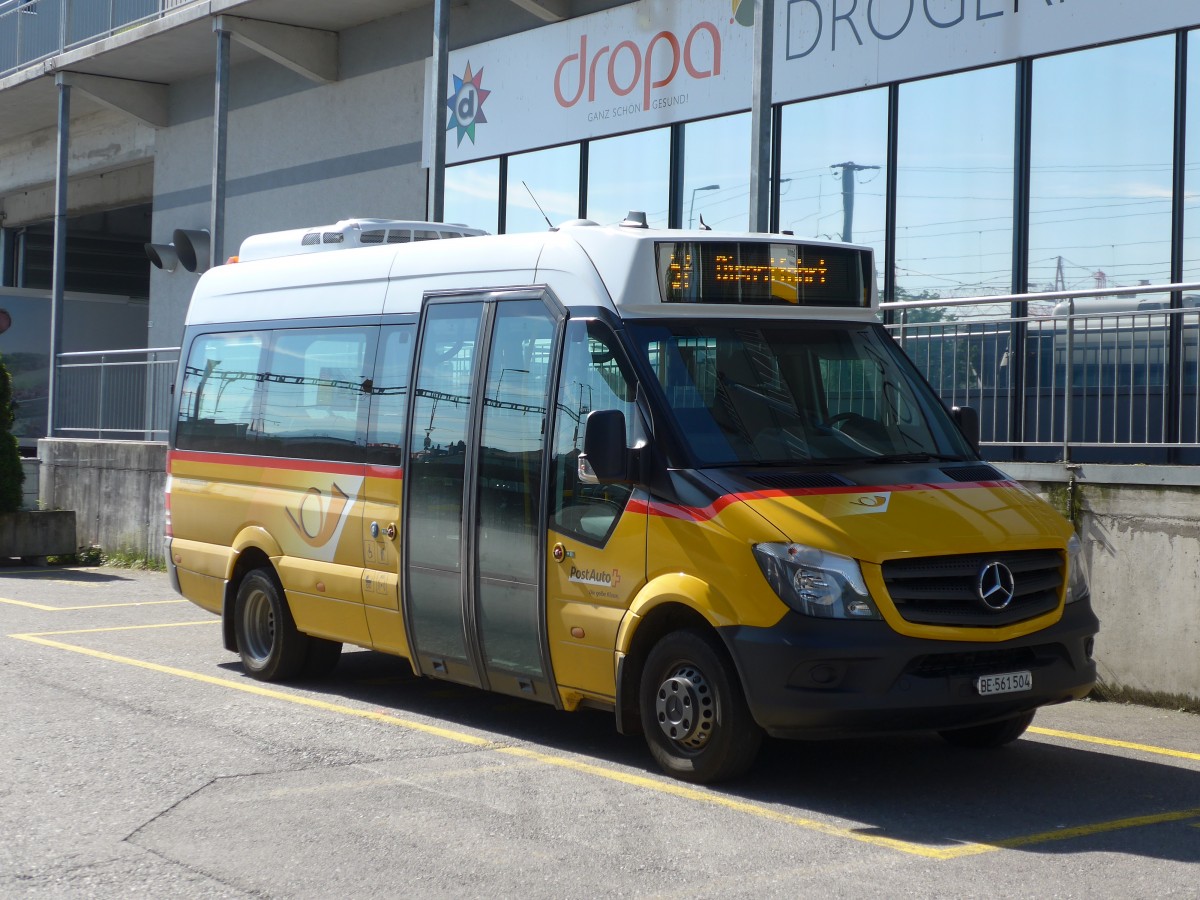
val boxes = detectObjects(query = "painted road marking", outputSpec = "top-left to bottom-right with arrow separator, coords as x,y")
1030,726 -> 1200,763
9,624 -> 1200,860
0,596 -> 186,611
0,573 -> 103,587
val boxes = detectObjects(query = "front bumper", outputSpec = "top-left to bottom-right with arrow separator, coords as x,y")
721,599 -> 1099,739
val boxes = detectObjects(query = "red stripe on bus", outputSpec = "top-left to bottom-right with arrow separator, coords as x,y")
639,480 -> 1016,524
168,449 -> 403,479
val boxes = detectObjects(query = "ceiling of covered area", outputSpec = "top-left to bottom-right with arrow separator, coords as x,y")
0,0 -> 470,138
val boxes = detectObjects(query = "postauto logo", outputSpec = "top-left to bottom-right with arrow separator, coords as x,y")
552,7 -> 741,115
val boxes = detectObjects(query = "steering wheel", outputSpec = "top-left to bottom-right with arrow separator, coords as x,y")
825,411 -> 876,431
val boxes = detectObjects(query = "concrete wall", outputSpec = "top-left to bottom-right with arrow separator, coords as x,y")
19,457 -> 37,509
37,439 -> 166,559
0,109 -> 155,226
1004,462 -> 1200,706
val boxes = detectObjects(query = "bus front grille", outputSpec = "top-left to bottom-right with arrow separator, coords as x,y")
881,550 -> 1063,627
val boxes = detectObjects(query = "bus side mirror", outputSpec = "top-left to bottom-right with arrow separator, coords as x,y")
952,405 -> 980,452
581,409 -> 630,483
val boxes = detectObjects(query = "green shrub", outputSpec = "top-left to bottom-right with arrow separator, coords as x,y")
0,355 -> 24,513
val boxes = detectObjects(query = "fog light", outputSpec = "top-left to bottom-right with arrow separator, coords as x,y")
1084,637 -> 1095,660
809,664 -> 838,685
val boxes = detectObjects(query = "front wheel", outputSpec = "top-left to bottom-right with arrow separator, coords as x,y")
939,711 -> 1035,748
639,630 -> 763,784
234,568 -> 308,681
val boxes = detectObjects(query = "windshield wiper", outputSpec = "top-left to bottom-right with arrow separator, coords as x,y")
854,452 -> 963,464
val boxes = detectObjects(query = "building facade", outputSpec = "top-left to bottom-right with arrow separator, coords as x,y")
0,0 -> 1199,445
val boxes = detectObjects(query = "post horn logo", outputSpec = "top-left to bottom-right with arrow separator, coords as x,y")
447,62 -> 491,146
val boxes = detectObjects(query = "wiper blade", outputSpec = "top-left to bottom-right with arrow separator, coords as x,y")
858,452 -> 963,464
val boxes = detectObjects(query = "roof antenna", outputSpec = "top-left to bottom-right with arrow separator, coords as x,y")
698,214 -> 712,231
523,181 -> 554,229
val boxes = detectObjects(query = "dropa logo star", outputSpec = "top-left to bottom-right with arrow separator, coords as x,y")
447,62 -> 490,146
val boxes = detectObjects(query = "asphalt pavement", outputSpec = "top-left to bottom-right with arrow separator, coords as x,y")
2,564 -> 1198,898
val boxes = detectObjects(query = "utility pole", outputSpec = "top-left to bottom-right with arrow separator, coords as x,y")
748,0 -> 774,233
1054,255 -> 1065,292
831,161 -> 879,242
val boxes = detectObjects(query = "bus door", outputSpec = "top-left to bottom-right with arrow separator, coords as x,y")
402,293 -> 563,701
544,319 -> 648,701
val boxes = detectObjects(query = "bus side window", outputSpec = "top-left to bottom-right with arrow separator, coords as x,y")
366,324 -> 415,464
550,320 -> 642,545
176,331 -> 265,453
257,326 -> 376,462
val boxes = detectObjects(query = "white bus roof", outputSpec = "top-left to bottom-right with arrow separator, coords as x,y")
184,220 -> 878,327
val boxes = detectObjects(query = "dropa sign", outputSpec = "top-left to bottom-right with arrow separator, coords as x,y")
427,0 -> 1199,165
431,0 -> 754,164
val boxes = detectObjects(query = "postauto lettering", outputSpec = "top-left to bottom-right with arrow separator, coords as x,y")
785,0 -> 1067,60
554,21 -> 721,113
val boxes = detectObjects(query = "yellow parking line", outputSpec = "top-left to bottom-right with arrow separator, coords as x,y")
0,596 -> 186,611
1030,726 -> 1200,763
10,629 -> 1200,860
12,621 -> 218,637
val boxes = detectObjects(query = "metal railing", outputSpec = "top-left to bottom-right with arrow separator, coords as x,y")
0,0 -> 196,78
884,282 -> 1200,461
43,282 -> 1200,459
55,346 -> 178,440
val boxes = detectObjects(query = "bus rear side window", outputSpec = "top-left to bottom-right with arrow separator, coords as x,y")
176,331 -> 265,454
257,327 -> 375,461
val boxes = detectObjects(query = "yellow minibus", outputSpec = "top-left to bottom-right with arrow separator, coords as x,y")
167,215 -> 1098,783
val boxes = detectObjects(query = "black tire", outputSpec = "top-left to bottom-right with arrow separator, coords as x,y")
639,630 -> 763,784
939,711 -> 1035,749
233,568 -> 308,681
303,637 -> 343,678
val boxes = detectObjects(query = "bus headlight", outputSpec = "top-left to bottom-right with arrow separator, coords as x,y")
753,543 -> 879,620
1066,534 -> 1090,604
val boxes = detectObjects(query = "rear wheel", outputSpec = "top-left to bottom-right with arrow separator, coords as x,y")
639,630 -> 763,783
939,711 -> 1035,748
234,568 -> 307,681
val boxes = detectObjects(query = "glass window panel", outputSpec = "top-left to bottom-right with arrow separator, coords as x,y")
406,302 -> 485,665
1030,38 -> 1174,295
445,158 -> 500,233
683,112 -> 750,231
585,128 -> 671,228
476,300 -> 556,676
258,327 -> 373,461
550,320 -> 640,545
506,144 -> 580,234
1184,30 -> 1200,285
896,65 -> 1015,304
778,88 -> 888,294
176,331 -> 265,454
477,300 -> 554,581
407,303 -> 482,572
365,324 -> 414,464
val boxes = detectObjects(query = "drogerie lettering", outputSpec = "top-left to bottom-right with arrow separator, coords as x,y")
786,0 -> 1069,61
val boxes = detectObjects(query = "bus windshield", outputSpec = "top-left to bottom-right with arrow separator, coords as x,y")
627,320 -> 973,467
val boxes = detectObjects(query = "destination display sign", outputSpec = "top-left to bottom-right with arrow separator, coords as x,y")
655,241 -> 869,307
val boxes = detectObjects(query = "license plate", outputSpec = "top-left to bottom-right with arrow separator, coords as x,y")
976,670 -> 1033,696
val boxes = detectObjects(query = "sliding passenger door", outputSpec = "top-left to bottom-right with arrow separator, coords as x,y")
472,298 -> 559,699
402,293 -> 562,701
404,301 -> 486,686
